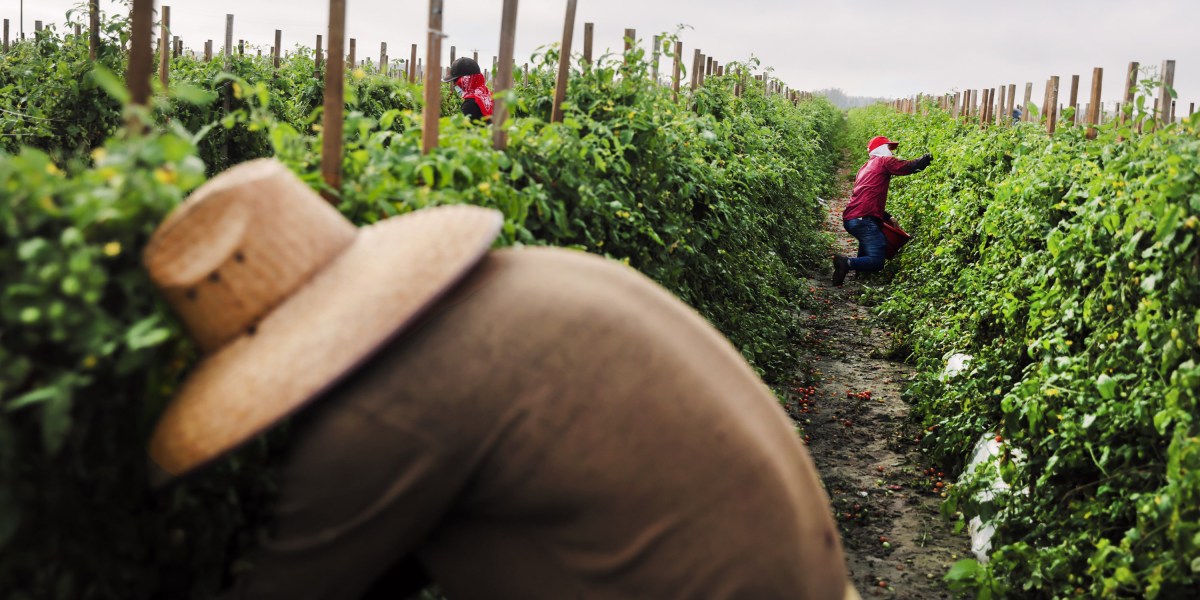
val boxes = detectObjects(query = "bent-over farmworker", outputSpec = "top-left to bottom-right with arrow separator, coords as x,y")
832,136 -> 931,286
442,57 -> 493,122
143,159 -> 856,599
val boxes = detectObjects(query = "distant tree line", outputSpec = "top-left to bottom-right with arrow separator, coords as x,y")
812,88 -> 891,110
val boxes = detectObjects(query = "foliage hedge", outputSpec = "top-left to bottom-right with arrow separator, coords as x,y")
1,18 -> 843,598
848,100 -> 1200,598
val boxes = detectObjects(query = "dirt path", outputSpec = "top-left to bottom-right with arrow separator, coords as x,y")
784,169 -> 970,598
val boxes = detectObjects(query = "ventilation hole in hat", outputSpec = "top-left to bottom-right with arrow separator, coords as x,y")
208,271 -> 221,283
185,288 -> 198,301
246,324 -> 258,336
234,251 -> 245,263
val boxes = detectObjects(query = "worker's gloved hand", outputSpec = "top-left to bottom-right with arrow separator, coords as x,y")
912,153 -> 933,171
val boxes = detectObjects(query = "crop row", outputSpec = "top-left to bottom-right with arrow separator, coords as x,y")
848,99 -> 1200,597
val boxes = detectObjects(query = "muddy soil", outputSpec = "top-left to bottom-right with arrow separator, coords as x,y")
784,169 -> 971,598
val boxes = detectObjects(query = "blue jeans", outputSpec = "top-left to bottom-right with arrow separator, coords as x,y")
844,217 -> 887,272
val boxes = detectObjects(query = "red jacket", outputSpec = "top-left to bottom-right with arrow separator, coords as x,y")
843,156 -> 926,221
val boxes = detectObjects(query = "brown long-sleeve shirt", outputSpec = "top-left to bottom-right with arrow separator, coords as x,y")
217,247 -> 846,600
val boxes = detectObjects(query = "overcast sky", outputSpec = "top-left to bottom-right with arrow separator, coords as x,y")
4,0 -> 1197,113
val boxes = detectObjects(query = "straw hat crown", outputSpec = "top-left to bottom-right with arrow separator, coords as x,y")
144,160 -> 356,353
142,159 -> 503,480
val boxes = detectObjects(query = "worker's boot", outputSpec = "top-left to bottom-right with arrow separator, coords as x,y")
832,255 -> 850,286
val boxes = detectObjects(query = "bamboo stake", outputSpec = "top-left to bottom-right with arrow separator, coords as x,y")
320,0 -> 347,204
273,30 -> 282,69
493,0 -> 518,150
550,0 -> 577,123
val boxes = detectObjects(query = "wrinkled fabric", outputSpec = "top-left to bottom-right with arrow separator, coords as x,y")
868,145 -> 893,158
454,73 -> 493,118
217,247 -> 847,600
842,156 -> 924,221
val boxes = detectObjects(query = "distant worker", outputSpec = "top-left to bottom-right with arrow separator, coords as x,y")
1012,106 -> 1022,123
832,136 -> 931,286
443,57 -> 493,122
144,160 -> 855,599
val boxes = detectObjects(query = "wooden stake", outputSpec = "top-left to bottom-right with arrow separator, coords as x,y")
1022,82 -> 1033,121
3,19 -> 8,53
671,40 -> 682,102
224,15 -> 233,65
205,40 -> 212,62
651,35 -> 660,80
423,0 -> 444,154
690,49 -> 701,90
127,0 -> 154,111
550,0 -> 577,124
450,45 -> 456,63
1007,84 -> 1016,124
158,6 -> 170,90
315,34 -> 323,72
623,27 -> 635,55
322,0 -> 346,201
951,91 -> 961,118
1157,59 -> 1175,126
996,86 -> 1006,126
1047,76 -> 1060,134
492,0 -> 518,150
1086,67 -> 1102,140
274,29 -> 282,69
1122,62 -> 1138,124
582,22 -> 593,65
348,38 -> 356,70
410,43 -> 418,83
380,42 -> 388,75
89,0 -> 99,59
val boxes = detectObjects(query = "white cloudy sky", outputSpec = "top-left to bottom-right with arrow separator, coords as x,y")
4,0 -> 1197,112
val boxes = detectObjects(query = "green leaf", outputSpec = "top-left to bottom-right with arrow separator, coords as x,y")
1095,374 -> 1117,399
171,82 -> 217,106
945,558 -> 983,583
90,64 -> 130,104
125,315 -> 172,351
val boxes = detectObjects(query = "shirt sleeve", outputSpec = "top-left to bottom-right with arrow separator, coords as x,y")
214,401 -> 464,600
881,156 -> 927,176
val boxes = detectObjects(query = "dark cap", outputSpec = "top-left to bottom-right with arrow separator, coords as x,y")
443,57 -> 482,82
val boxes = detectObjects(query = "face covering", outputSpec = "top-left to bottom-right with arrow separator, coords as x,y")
869,144 -> 893,158
453,74 -> 494,117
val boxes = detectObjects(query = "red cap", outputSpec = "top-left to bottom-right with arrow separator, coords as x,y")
867,136 -> 900,152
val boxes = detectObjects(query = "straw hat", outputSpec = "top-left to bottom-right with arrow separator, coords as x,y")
143,158 -> 502,480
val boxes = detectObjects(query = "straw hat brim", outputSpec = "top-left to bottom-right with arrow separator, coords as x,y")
148,204 -> 503,480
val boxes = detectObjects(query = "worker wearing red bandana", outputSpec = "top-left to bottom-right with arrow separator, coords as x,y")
443,57 -> 493,122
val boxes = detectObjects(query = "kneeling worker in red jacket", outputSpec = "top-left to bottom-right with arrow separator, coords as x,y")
833,136 -> 931,286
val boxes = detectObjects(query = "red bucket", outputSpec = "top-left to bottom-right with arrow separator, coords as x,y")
880,221 -> 912,259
